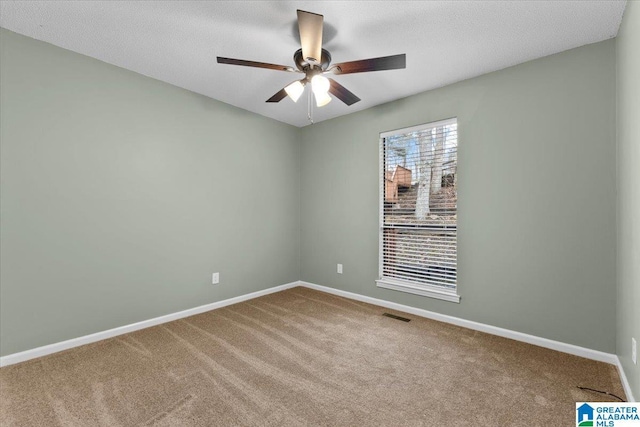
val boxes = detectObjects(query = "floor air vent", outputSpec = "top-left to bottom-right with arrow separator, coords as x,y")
382,313 -> 411,322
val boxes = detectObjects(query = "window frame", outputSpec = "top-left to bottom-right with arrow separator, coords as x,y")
376,118 -> 461,303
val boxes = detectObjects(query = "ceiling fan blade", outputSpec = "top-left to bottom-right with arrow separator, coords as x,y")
328,79 -> 360,106
266,88 -> 288,103
297,10 -> 323,63
332,54 -> 406,75
217,57 -> 295,72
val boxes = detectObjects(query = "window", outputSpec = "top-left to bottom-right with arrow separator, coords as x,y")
377,118 -> 459,303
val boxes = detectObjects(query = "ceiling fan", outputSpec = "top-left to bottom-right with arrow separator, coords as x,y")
217,10 -> 406,108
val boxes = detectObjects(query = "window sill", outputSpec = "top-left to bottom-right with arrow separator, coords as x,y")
376,278 -> 461,303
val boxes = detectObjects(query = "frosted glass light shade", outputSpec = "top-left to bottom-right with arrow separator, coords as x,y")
285,80 -> 305,102
311,75 -> 331,107
311,75 -> 330,96
314,91 -> 332,107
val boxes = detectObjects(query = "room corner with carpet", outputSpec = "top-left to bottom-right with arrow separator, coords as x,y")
0,287 -> 630,425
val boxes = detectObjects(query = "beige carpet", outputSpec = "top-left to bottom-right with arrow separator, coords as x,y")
0,287 -> 626,426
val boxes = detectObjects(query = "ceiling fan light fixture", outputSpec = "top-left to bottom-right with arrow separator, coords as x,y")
285,80 -> 305,102
311,75 -> 331,107
311,75 -> 330,96
314,90 -> 332,107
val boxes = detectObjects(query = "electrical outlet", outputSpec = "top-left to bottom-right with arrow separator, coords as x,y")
633,337 -> 637,365
337,264 -> 343,274
212,272 -> 219,285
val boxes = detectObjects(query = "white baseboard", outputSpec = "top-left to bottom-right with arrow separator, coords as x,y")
615,357 -> 637,402
0,281 -> 299,367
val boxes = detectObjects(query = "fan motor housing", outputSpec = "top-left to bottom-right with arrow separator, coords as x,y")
294,48 -> 331,72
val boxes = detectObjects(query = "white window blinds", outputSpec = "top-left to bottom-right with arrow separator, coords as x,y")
377,118 -> 459,302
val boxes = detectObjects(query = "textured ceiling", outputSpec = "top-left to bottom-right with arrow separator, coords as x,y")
0,1 -> 627,127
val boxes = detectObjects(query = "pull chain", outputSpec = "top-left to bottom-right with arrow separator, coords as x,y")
307,89 -> 314,124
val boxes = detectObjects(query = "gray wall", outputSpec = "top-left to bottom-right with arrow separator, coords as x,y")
300,40 -> 617,353
616,1 -> 640,399
0,29 -> 301,356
